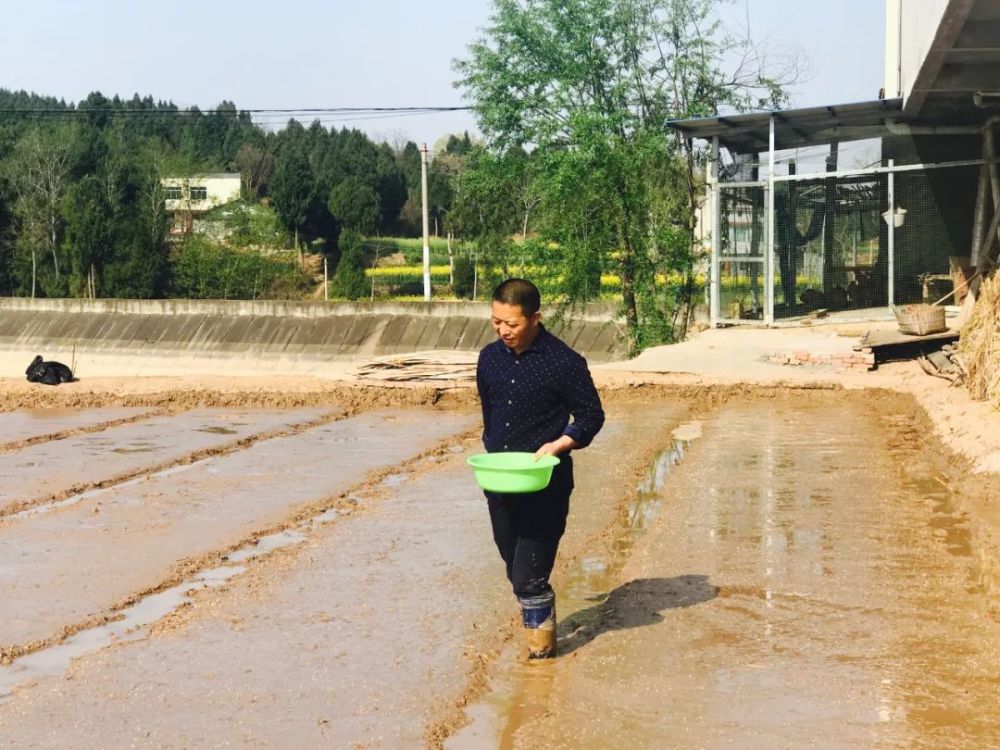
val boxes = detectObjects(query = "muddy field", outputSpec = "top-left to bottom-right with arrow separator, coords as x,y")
0,386 -> 997,749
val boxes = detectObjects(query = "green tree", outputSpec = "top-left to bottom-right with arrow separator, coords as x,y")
455,0 -> 795,351
328,176 -> 381,235
374,142 -> 406,230
62,126 -> 169,298
235,140 -> 275,199
270,147 -> 314,249
330,229 -> 368,300
0,126 -> 73,296
398,142 -> 422,195
452,254 -> 477,299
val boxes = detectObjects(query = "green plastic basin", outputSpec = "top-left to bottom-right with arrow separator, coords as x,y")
467,452 -> 560,493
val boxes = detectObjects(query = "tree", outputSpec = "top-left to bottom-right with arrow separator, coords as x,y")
0,191 -> 13,295
235,141 -> 275,199
453,254 -> 477,299
398,141 -> 422,196
328,176 -> 381,235
62,125 -> 170,299
62,174 -> 111,298
270,148 -> 313,249
374,142 -> 406,230
330,229 -> 368,300
455,0 -> 797,351
1,126 -> 73,296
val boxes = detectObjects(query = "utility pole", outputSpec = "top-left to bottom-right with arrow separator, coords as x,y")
420,143 -> 431,302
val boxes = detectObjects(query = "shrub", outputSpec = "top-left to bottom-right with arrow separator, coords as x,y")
170,236 -> 311,299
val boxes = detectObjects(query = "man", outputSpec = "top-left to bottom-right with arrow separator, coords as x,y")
476,278 -> 605,658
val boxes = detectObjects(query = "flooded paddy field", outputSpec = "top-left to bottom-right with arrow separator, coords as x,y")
0,389 -> 996,748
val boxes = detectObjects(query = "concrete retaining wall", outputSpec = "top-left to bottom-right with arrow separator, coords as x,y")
0,298 -> 626,378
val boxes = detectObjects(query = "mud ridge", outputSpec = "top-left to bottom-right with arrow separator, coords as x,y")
0,382 -> 479,413
0,379 -> 852,414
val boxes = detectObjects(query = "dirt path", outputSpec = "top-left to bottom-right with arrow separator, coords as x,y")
0,404 -> 690,748
466,395 -> 1000,749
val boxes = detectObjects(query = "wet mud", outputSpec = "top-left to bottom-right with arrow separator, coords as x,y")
0,403 -> 690,747
0,389 -> 995,749
0,409 -> 332,516
476,395 -> 1000,749
0,409 -> 473,660
0,407 -> 156,451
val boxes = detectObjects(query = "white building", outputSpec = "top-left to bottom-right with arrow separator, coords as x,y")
161,173 -> 241,214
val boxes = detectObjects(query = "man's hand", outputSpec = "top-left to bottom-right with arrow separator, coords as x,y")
534,435 -> 578,461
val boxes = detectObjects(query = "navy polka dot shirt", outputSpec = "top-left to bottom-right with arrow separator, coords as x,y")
476,325 -> 605,455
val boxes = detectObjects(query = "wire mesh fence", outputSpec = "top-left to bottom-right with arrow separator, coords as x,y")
771,172 -> 884,318
713,159 -> 981,323
718,185 -> 766,321
892,162 -> 979,306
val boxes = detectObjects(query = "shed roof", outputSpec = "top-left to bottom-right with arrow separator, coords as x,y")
667,98 -> 906,154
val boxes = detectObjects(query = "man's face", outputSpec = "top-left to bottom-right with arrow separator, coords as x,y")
491,301 -> 540,352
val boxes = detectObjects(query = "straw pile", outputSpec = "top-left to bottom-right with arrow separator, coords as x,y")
354,351 -> 478,382
959,273 -> 1000,404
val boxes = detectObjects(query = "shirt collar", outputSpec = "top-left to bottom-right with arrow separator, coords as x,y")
504,324 -> 549,356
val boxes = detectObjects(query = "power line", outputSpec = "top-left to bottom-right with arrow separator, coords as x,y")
0,106 -> 471,117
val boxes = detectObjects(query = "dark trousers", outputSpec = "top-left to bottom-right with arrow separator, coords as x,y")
486,460 -> 573,599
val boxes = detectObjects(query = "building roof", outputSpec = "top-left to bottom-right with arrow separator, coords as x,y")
904,0 -> 1000,120
667,98 -> 907,154
161,173 -> 241,181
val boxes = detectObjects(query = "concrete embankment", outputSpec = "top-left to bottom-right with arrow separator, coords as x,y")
0,298 -> 626,378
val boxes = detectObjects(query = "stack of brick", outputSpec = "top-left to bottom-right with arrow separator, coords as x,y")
767,349 -> 875,370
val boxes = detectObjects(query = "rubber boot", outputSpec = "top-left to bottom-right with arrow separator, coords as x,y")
519,592 -> 557,659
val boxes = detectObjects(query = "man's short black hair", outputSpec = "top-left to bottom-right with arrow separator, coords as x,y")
492,278 -> 541,317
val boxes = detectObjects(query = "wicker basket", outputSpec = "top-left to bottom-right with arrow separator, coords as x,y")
892,304 -> 947,336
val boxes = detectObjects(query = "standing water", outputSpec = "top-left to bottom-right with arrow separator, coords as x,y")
447,396 -> 1000,749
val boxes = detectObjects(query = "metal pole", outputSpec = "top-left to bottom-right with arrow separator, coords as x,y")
986,121 -> 1000,211
771,157 -> 995,182
323,255 -> 328,301
765,115 -> 775,325
420,143 -> 431,302
984,117 -> 1000,260
972,160 -> 989,266
710,136 -> 720,327
887,158 -> 895,307
472,251 -> 478,301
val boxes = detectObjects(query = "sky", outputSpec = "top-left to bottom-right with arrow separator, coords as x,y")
0,0 -> 885,152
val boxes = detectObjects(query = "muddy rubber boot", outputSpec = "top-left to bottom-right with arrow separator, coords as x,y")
519,592 -> 557,659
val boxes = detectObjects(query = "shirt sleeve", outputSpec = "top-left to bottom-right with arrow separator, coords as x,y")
476,351 -> 491,446
560,352 -> 605,449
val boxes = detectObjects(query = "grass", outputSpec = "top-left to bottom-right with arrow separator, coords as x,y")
362,236 -> 457,265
